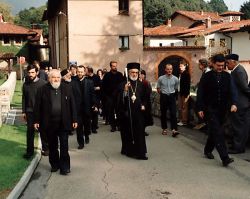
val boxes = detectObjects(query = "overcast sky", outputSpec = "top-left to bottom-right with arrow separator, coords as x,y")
4,0 -> 247,15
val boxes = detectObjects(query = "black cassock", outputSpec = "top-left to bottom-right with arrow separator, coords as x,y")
117,79 -> 147,158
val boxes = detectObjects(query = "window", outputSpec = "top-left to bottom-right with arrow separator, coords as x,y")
220,38 -> 226,47
14,37 -> 22,45
209,39 -> 215,47
119,0 -> 129,15
3,37 -> 10,45
159,43 -> 162,47
119,36 -> 129,50
170,43 -> 174,46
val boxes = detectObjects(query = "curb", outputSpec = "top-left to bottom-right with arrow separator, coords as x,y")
7,136 -> 42,199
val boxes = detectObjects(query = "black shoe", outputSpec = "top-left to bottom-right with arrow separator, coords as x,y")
110,127 -> 116,132
92,130 -> 97,134
60,170 -> 69,175
68,132 -> 73,136
51,167 -> 59,172
204,152 -> 214,159
41,150 -> 49,156
145,132 -> 149,136
228,149 -> 245,154
23,153 -> 33,159
85,138 -> 90,144
222,157 -> 234,167
136,156 -> 148,160
78,145 -> 84,149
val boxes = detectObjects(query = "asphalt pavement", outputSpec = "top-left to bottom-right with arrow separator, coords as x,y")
19,118 -> 250,199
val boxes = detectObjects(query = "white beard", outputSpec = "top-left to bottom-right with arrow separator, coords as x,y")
129,76 -> 138,81
51,82 -> 61,89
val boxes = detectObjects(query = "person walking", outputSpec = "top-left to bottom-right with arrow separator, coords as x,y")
196,54 -> 237,167
225,54 -> 250,154
118,62 -> 148,160
34,69 -> 77,175
22,64 -> 48,159
157,64 -> 179,137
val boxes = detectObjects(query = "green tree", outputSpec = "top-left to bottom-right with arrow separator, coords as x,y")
240,1 -> 250,19
14,5 -> 48,35
208,0 -> 228,13
0,2 -> 14,22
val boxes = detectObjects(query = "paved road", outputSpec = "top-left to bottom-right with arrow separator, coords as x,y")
20,119 -> 250,199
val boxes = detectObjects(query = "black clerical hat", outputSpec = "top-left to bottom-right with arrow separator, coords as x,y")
126,62 -> 140,70
61,69 -> 69,77
225,54 -> 239,61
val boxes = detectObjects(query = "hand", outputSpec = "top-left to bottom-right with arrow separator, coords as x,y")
73,122 -> 78,129
230,105 -> 237,112
184,96 -> 190,103
141,105 -> 145,111
198,111 -> 204,119
34,123 -> 40,131
124,82 -> 131,92
94,107 -> 98,112
94,86 -> 100,91
22,113 -> 26,122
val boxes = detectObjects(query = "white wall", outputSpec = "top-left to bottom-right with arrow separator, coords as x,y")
149,38 -> 184,47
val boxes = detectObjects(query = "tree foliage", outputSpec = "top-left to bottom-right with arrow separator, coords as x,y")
240,1 -> 250,19
144,0 -> 228,27
14,5 -> 48,35
208,0 -> 228,13
0,2 -> 14,22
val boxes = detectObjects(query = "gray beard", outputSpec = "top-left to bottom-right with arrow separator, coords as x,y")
129,76 -> 138,81
51,82 -> 61,89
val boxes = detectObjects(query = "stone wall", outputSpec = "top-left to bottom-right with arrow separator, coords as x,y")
0,72 -> 16,126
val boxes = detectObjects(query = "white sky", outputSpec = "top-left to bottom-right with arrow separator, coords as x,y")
221,0 -> 247,11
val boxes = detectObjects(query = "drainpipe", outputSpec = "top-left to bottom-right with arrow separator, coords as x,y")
223,33 -> 232,54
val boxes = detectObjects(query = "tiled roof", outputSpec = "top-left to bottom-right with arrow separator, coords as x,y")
0,22 -> 36,35
220,11 -> 244,16
28,29 -> 43,41
171,10 -> 222,22
145,19 -> 250,38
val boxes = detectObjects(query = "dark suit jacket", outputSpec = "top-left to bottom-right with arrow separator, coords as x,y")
179,70 -> 191,97
231,64 -> 250,109
34,82 -> 77,131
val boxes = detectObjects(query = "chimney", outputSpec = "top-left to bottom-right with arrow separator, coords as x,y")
0,13 -> 3,23
206,17 -> 211,28
166,19 -> 171,27
200,10 -> 204,16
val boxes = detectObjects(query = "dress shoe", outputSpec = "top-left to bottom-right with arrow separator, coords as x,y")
78,145 -> 84,149
60,169 -> 70,175
23,153 -> 33,159
204,152 -> 214,159
145,132 -> 149,136
228,149 -> 245,154
92,129 -> 97,134
172,130 -> 179,138
51,167 -> 59,172
222,157 -> 234,167
41,150 -> 49,156
110,127 -> 116,132
136,156 -> 148,160
85,138 -> 90,144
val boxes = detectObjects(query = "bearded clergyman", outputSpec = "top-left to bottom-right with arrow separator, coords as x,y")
117,62 -> 148,160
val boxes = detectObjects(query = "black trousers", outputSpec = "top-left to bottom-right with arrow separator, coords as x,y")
160,93 -> 177,130
76,114 -> 90,146
47,123 -> 70,172
204,110 -> 229,161
105,96 -> 119,129
26,112 -> 35,155
91,110 -> 98,131
231,107 -> 249,151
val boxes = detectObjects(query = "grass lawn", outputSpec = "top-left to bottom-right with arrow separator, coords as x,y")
0,125 -> 31,198
11,80 -> 22,108
0,79 -> 5,86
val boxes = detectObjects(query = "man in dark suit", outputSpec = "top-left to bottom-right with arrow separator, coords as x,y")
225,54 -> 250,154
34,69 -> 78,175
71,65 -> 97,149
197,54 -> 238,167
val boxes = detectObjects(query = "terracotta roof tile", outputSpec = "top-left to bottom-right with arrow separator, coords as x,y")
0,22 -> 36,35
220,11 -> 244,16
171,10 -> 222,22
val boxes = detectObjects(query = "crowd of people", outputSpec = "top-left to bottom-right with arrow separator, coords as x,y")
21,53 -> 250,175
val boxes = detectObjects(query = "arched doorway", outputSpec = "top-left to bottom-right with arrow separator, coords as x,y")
158,56 -> 188,77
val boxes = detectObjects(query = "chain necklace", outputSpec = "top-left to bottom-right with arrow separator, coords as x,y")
130,80 -> 137,103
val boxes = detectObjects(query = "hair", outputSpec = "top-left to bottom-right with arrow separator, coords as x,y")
140,70 -> 146,76
212,54 -> 225,63
77,65 -> 85,69
110,61 -> 117,67
27,64 -> 38,72
97,69 -> 103,75
48,69 -> 61,79
70,64 -> 77,70
87,67 -> 93,73
199,58 -> 208,67
165,64 -> 173,69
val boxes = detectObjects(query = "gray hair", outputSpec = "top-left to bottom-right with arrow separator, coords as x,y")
48,69 -> 61,79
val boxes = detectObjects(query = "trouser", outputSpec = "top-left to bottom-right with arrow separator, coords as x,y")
26,112 -> 35,155
204,111 -> 229,161
47,123 -> 70,172
160,93 -> 177,130
76,114 -> 91,146
105,96 -> 119,129
231,107 -> 249,151
91,110 -> 98,131
178,95 -> 189,123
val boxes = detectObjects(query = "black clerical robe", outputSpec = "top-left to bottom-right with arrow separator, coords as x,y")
117,79 -> 147,158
